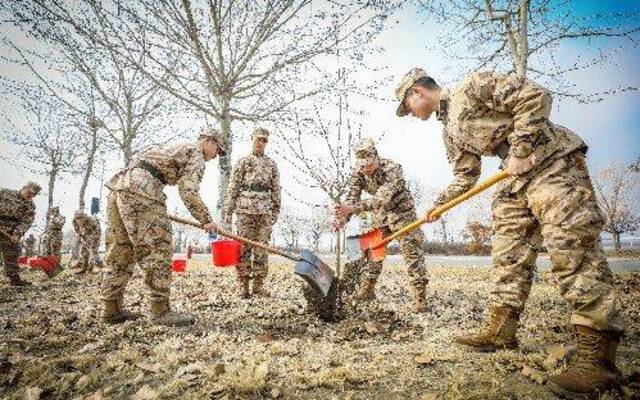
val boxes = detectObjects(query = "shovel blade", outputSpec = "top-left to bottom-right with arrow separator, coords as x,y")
346,229 -> 386,262
294,249 -> 335,297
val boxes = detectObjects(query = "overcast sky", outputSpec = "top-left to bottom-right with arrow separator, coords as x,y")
0,1 -> 638,248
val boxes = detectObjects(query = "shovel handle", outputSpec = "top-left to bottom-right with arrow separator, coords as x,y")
169,215 -> 298,262
0,227 -> 18,244
374,170 -> 509,248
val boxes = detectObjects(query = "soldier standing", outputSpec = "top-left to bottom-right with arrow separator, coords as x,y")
101,128 -> 224,326
43,206 -> 65,260
334,138 -> 428,312
0,181 -> 40,286
71,210 -> 103,273
224,128 -> 281,298
396,68 -> 622,397
24,234 -> 36,257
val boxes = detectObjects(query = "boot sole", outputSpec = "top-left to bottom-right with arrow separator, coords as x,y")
546,380 -> 613,400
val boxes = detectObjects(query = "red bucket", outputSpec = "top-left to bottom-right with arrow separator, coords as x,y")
17,255 -> 28,266
172,258 -> 187,273
212,240 -> 241,267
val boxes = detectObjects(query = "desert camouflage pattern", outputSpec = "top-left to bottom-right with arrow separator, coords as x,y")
225,150 -> 281,217
346,158 -> 428,287
435,71 -> 618,332
107,142 -> 212,225
102,142 -> 212,303
72,212 -> 103,272
226,149 -> 280,281
0,187 -> 36,280
395,67 -> 430,116
435,71 -> 587,205
24,234 -> 36,257
43,208 -> 65,258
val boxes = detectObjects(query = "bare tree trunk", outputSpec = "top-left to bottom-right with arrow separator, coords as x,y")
78,126 -> 98,210
613,232 -> 621,251
515,0 -> 530,78
217,101 -> 232,217
47,166 -> 58,210
335,230 -> 341,278
440,218 -> 449,245
123,136 -> 133,168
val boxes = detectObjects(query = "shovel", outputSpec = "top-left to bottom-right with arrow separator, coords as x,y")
346,170 -> 509,262
169,215 -> 335,297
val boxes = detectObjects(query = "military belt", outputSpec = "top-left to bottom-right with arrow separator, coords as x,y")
242,184 -> 271,192
135,161 -> 167,185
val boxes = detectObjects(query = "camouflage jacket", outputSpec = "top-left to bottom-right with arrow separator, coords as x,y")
47,212 -> 65,233
107,142 -> 212,225
225,151 -> 281,217
73,213 -> 101,244
346,158 -> 416,227
436,72 -> 587,206
0,188 -> 36,239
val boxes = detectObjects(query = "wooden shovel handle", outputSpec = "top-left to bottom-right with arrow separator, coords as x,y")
0,227 -> 18,244
169,215 -> 297,261
374,170 -> 510,248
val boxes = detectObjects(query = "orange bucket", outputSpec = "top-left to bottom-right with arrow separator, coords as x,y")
212,240 -> 241,267
172,258 -> 187,273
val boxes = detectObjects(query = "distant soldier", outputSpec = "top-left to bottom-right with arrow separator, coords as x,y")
224,128 -> 281,298
334,138 -> 428,312
43,206 -> 65,260
0,181 -> 40,286
24,234 -> 36,257
395,67 -> 623,397
102,127 -> 224,326
71,210 -> 103,273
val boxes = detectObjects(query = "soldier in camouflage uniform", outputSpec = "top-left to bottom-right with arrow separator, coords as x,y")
0,181 -> 40,286
396,68 -> 623,397
102,127 -> 224,326
71,210 -> 103,273
43,206 -> 65,260
334,138 -> 428,312
24,234 -> 36,257
224,128 -> 281,298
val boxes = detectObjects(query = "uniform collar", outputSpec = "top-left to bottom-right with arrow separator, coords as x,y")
252,149 -> 265,157
435,88 -> 450,122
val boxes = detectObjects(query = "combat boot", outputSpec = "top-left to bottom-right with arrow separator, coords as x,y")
102,299 -> 140,324
354,279 -> 376,302
252,277 -> 270,298
149,300 -> 195,327
411,282 -> 428,313
547,326 -> 622,399
8,274 -> 31,287
237,278 -> 250,299
455,306 -> 519,351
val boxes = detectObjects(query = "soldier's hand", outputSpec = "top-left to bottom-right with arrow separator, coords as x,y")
422,206 -> 440,223
334,203 -> 354,222
203,222 -> 219,233
506,153 -> 536,176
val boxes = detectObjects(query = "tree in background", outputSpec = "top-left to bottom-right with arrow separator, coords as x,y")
462,219 -> 492,255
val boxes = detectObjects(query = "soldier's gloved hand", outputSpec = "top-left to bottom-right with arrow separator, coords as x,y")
334,203 -> 354,229
506,153 -> 537,176
422,206 -> 440,223
203,222 -> 220,233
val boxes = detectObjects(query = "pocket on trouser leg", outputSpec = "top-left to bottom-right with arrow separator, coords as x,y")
144,262 -> 171,302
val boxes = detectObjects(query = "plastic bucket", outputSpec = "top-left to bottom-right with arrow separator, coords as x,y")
172,258 -> 187,273
17,255 -> 28,266
212,240 -> 241,267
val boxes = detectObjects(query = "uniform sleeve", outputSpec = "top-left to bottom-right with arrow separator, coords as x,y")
465,72 -> 552,158
14,206 -> 35,239
354,163 -> 406,214
224,159 -> 245,217
435,138 -> 481,207
270,161 -> 281,219
346,170 -> 364,211
177,156 -> 212,225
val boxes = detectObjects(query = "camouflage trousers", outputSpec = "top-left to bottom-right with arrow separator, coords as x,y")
1,234 -> 21,280
73,240 -> 102,272
490,152 -> 619,332
235,213 -> 273,281
363,213 -> 428,289
43,229 -> 63,258
101,191 -> 173,303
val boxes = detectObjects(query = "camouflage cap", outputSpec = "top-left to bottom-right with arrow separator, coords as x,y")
22,181 -> 41,194
354,138 -> 377,159
199,126 -> 227,156
252,127 -> 270,139
395,67 -> 429,117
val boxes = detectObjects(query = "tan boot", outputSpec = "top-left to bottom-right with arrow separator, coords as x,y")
354,279 -> 376,302
102,299 -> 140,324
252,277 -> 270,298
547,326 -> 622,399
411,282 -> 428,313
237,278 -> 250,299
149,300 -> 195,327
455,306 -> 519,351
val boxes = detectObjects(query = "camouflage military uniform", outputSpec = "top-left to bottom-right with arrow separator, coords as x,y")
346,139 -> 428,294
225,128 -> 281,294
103,142 -> 213,305
427,71 -> 618,332
72,211 -> 103,273
43,207 -> 65,259
24,234 -> 36,257
0,182 -> 39,284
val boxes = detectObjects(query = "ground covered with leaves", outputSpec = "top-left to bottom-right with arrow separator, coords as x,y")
1,259 -> 639,399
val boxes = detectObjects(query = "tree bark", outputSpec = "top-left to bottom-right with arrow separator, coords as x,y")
613,232 -> 621,251
217,101 -> 232,218
78,126 -> 98,210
